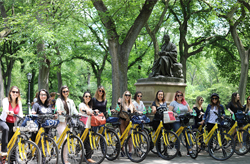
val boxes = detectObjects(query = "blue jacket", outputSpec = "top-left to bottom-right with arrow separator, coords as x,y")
203,104 -> 225,124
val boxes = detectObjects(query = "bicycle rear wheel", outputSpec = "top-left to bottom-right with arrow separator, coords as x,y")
208,132 -> 235,161
156,130 -> 180,160
8,139 -> 42,163
105,129 -> 121,161
234,129 -> 250,155
192,129 -> 203,153
61,135 -> 84,164
125,131 -> 149,163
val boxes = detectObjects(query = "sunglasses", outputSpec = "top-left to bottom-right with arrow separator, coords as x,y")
137,95 -> 142,98
212,98 -> 218,100
40,94 -> 47,97
62,90 -> 69,93
98,90 -> 104,93
248,99 -> 250,100
12,91 -> 19,94
125,94 -> 131,97
84,96 -> 91,98
177,95 -> 183,97
200,100 -> 204,102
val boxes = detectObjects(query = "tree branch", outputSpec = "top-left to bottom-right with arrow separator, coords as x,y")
238,0 -> 250,12
128,41 -> 152,69
153,0 -> 170,33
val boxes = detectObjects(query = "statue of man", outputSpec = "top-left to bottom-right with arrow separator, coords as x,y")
151,34 -> 178,77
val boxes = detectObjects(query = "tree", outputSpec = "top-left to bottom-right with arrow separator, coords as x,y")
169,0 -> 214,82
216,1 -> 250,103
91,0 -> 158,107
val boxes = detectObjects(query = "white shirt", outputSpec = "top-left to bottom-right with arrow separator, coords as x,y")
133,101 -> 145,112
78,103 -> 92,128
56,98 -> 78,122
208,106 -> 218,124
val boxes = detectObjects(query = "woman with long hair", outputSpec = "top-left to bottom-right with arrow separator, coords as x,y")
92,86 -> 107,113
133,91 -> 145,114
169,90 -> 192,156
79,91 -> 95,163
56,86 -> 79,164
119,91 -> 136,157
0,86 -> 23,156
192,96 -> 205,129
227,92 -> 243,115
243,96 -> 250,114
201,93 -> 225,132
151,90 -> 170,131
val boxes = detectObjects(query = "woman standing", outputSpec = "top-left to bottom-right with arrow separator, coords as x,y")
192,96 -> 205,129
243,96 -> 250,114
119,91 -> 136,157
79,91 -> 95,163
0,86 -> 23,156
151,90 -> 170,131
168,91 -> 192,156
227,92 -> 243,116
133,91 -> 145,114
56,86 -> 79,164
92,86 -> 107,114
201,93 -> 225,132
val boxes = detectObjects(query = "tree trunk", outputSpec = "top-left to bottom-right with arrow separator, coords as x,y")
3,58 -> 14,97
37,42 -> 50,91
0,60 -> 4,107
230,26 -> 249,104
57,65 -> 62,93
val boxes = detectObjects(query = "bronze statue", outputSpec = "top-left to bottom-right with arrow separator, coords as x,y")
150,34 -> 183,78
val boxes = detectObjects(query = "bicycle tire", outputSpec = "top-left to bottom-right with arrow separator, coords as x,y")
148,130 -> 158,154
208,132 -> 235,161
86,132 -> 107,164
233,129 -> 250,155
61,135 -> 85,164
8,139 -> 42,163
125,131 -> 149,163
192,128 -> 203,153
186,130 -> 198,159
42,136 -> 59,164
105,129 -> 121,161
156,130 -> 180,160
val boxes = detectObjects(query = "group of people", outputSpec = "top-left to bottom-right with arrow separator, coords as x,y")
1,85 -> 250,162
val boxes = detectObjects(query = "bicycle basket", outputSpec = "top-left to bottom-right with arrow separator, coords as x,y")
41,119 -> 59,128
179,115 -> 194,126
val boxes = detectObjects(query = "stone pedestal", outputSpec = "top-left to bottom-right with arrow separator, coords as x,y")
134,79 -> 186,108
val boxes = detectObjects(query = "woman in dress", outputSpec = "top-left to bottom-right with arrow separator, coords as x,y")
192,96 -> 205,129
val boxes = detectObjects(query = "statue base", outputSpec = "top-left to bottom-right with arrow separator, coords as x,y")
134,78 -> 186,108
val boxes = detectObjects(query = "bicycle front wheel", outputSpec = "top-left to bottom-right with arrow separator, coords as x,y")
61,135 -> 84,164
185,130 -> 198,159
125,131 -> 149,163
105,129 -> 121,161
42,136 -> 59,164
156,130 -> 180,160
208,132 -> 235,161
234,129 -> 250,155
8,139 -> 42,163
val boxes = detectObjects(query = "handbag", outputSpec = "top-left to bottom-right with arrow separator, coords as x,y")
41,119 -> 59,128
106,117 -> 119,123
163,111 -> 176,123
118,111 -> 130,121
91,113 -> 106,127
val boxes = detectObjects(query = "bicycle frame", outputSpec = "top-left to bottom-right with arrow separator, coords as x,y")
202,123 -> 222,146
79,128 -> 97,150
150,121 -> 164,145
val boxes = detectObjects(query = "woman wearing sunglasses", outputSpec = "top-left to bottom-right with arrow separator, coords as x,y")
201,93 -> 225,132
79,91 -> 95,163
192,96 -> 205,129
0,86 -> 23,157
56,86 -> 79,164
133,91 -> 144,114
92,86 -> 107,114
169,90 -> 192,156
119,91 -> 136,157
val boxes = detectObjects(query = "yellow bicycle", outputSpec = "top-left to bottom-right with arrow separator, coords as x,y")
7,114 -> 42,163
193,113 -> 235,161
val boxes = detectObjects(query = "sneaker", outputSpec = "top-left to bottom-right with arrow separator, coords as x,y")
239,147 -> 246,154
1,152 -> 7,156
120,151 -> 125,157
186,152 -> 190,156
128,153 -> 132,157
